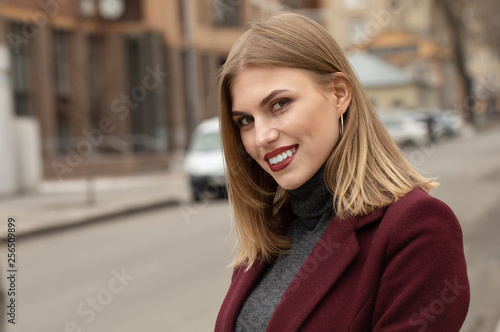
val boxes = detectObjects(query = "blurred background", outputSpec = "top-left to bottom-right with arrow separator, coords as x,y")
0,0 -> 499,331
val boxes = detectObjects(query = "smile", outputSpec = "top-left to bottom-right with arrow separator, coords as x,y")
264,145 -> 299,172
268,147 -> 297,165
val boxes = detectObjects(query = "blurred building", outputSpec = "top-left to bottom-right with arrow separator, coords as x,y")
348,52 -> 440,109
324,0 -> 456,111
1,0 -> 181,186
328,0 -> 500,114
356,29 -> 456,110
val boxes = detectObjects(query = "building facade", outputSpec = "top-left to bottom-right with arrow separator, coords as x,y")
1,0 -> 184,181
325,0 -> 499,114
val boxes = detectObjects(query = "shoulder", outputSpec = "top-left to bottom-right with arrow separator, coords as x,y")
382,187 -> 460,232
388,187 -> 454,217
368,188 -> 469,330
378,187 -> 464,259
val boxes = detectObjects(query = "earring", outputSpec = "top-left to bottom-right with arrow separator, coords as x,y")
340,113 -> 344,137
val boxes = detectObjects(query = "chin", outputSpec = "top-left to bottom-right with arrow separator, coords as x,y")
276,177 -> 305,191
283,185 -> 301,191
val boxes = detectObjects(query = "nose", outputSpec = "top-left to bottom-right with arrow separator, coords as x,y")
255,118 -> 279,147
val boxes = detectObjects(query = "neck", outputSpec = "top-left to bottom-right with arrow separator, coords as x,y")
288,164 -> 334,229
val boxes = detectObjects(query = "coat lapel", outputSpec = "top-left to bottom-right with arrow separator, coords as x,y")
216,259 -> 268,331
216,200 -> 293,331
267,208 -> 385,331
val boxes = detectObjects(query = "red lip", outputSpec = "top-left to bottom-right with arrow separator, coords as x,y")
264,145 -> 299,172
264,145 -> 298,159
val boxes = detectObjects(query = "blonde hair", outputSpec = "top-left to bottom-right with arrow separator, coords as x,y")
218,13 -> 437,268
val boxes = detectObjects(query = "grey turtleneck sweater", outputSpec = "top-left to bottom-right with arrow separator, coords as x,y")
235,165 -> 335,331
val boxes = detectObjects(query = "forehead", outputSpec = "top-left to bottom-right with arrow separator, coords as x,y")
232,66 -> 307,87
230,66 -> 312,108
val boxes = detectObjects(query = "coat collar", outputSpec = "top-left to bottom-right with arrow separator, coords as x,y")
217,205 -> 386,331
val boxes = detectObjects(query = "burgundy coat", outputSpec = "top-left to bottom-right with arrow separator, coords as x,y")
215,188 -> 470,331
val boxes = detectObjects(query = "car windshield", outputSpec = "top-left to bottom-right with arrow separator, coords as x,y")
190,132 -> 221,152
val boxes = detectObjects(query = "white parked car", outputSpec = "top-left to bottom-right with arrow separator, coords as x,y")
184,117 -> 226,201
437,111 -> 465,137
379,113 -> 428,146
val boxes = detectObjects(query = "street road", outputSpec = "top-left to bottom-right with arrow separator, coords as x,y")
1,201 -> 234,332
1,126 -> 500,332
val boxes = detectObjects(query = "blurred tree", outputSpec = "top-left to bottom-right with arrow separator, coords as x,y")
473,0 -> 500,54
472,0 -> 500,119
433,0 -> 475,123
434,0 -> 500,124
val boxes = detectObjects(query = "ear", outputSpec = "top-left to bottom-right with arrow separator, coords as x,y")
331,72 -> 352,115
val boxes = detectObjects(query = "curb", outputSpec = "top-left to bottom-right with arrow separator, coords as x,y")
0,197 -> 184,241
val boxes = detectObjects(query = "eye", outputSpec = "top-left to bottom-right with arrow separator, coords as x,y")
271,99 -> 289,111
238,116 -> 254,127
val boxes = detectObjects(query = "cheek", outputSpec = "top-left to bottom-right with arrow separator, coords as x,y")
321,121 -> 340,146
240,133 -> 258,159
309,114 -> 339,153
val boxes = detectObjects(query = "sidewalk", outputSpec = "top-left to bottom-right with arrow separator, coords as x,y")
0,169 -> 191,240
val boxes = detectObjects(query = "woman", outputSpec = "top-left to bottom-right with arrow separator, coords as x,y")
215,13 -> 469,331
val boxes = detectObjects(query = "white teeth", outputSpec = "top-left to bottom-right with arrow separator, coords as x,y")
268,147 -> 297,165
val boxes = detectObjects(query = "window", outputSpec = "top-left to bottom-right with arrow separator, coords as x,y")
121,0 -> 142,20
126,37 -> 143,150
8,22 -> 31,116
368,45 -> 418,56
348,17 -> 366,42
343,0 -> 366,9
211,0 -> 242,27
387,0 -> 402,12
126,33 -> 168,152
392,100 -> 403,108
282,0 -> 322,22
53,30 -> 71,97
282,0 -> 321,9
88,34 -> 105,133
53,30 -> 72,152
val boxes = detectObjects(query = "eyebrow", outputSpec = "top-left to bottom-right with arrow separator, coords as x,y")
231,111 -> 247,117
231,89 -> 290,116
260,89 -> 289,107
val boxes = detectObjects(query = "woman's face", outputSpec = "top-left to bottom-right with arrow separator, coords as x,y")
231,66 -> 348,190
